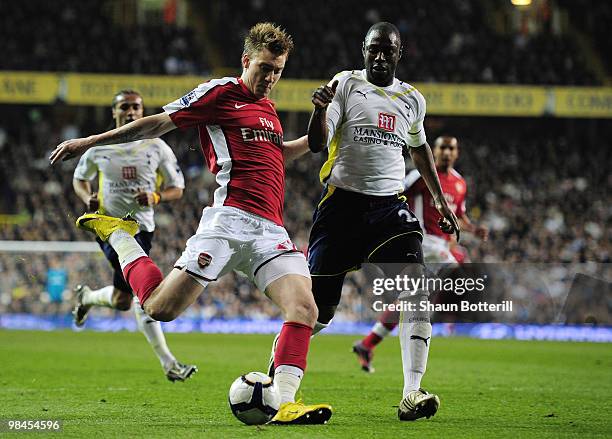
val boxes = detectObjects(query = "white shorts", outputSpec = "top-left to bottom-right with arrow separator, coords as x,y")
174,206 -> 310,291
422,234 -> 458,264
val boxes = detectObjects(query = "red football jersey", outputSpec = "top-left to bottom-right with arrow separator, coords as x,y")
164,77 -> 285,225
403,168 -> 467,240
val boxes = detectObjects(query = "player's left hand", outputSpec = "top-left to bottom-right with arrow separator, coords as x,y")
312,80 -> 338,109
134,190 -> 159,207
436,199 -> 460,242
49,137 -> 93,165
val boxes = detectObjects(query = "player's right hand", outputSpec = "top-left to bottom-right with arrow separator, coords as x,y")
87,193 -> 99,212
435,199 -> 461,243
312,80 -> 338,109
49,137 -> 93,165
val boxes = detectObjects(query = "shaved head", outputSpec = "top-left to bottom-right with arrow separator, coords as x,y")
365,22 -> 401,46
362,22 -> 402,86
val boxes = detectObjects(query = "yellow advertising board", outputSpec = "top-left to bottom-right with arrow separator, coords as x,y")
0,72 -> 611,118
416,84 -> 550,117
553,87 -> 612,118
270,81 -> 552,116
63,73 -> 204,107
0,72 -> 59,104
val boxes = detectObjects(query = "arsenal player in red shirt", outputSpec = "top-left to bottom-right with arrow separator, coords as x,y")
50,23 -> 331,424
354,136 -> 488,372
405,136 -> 488,261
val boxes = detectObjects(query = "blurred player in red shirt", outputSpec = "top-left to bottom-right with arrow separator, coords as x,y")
50,23 -> 331,424
354,135 -> 488,371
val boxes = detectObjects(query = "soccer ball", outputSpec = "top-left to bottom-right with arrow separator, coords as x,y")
228,372 -> 280,425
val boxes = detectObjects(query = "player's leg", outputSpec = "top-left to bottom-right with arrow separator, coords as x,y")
353,308 -> 399,373
132,296 -> 197,382
368,232 -> 440,420
75,213 -> 205,321
266,272 -> 345,375
256,255 -> 332,425
307,185 -> 362,334
72,236 -> 134,326
124,232 -> 197,381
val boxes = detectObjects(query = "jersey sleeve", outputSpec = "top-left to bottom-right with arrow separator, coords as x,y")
407,89 -> 427,147
156,140 -> 185,189
325,71 -> 350,146
73,150 -> 97,181
163,80 -> 226,129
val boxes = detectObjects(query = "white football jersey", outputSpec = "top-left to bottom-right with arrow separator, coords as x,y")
320,69 -> 427,195
73,139 -> 184,232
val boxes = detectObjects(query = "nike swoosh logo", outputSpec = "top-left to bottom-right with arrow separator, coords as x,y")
235,103 -> 248,109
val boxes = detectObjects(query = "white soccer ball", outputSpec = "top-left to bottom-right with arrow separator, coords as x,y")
228,372 -> 280,425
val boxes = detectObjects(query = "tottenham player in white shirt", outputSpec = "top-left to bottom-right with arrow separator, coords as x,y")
72,90 -> 196,382
307,22 -> 460,421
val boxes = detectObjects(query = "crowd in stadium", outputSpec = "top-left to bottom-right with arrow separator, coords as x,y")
1,0 -> 601,85
1,114 -> 609,322
0,0 -> 207,75
212,0 -> 598,85
0,0 -> 609,323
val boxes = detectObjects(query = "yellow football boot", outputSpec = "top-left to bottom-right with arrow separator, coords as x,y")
269,401 -> 332,425
76,213 -> 139,242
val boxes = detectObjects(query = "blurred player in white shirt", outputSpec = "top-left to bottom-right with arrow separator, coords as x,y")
72,90 -> 196,382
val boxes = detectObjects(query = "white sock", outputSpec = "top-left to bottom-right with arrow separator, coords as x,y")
311,320 -> 330,336
108,230 -> 147,270
82,285 -> 114,307
399,290 -> 432,397
133,297 -> 176,368
372,321 -> 391,338
274,365 -> 303,404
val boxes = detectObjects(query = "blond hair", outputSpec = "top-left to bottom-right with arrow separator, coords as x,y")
243,22 -> 294,57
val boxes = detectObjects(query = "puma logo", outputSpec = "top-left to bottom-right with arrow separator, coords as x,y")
355,90 -> 368,99
410,335 -> 431,346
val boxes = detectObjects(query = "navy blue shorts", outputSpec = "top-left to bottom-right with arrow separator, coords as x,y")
97,231 -> 154,294
308,186 -> 423,275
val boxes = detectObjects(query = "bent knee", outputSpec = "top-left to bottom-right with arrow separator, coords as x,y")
144,302 -> 179,322
290,297 -> 318,327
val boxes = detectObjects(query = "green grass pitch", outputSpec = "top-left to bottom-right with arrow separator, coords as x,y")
0,330 -> 610,438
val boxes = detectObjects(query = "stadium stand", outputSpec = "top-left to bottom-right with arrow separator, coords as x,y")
208,0 -> 599,84
0,0 -> 208,75
1,110 -> 609,319
0,0 -> 609,322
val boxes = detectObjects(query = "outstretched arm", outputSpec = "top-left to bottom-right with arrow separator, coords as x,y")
283,135 -> 310,162
410,143 -> 461,242
50,113 -> 176,164
307,80 -> 338,153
